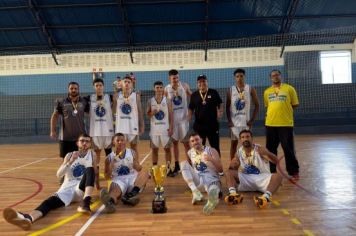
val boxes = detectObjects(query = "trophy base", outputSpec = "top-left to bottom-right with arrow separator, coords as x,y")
151,200 -> 167,214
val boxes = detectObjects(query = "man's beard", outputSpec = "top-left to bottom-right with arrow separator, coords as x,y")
242,140 -> 251,148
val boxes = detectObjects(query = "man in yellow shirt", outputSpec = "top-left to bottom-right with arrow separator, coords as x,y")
264,70 -> 299,181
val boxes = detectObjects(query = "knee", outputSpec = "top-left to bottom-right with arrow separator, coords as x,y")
180,160 -> 190,171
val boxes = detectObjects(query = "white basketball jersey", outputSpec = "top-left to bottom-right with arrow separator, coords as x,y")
150,96 -> 169,136
89,94 -> 114,137
237,145 -> 270,174
165,83 -> 188,124
115,91 -> 139,135
230,84 -> 251,127
65,151 -> 94,182
107,148 -> 135,177
188,146 -> 219,178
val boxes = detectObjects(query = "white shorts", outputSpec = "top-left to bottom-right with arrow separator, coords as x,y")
111,171 -> 138,195
230,126 -> 249,141
55,180 -> 83,206
92,136 -> 112,150
172,121 -> 189,142
150,135 -> 172,148
181,161 -> 220,192
124,134 -> 139,144
237,172 -> 271,193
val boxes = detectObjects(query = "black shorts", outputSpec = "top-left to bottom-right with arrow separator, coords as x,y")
59,140 -> 78,158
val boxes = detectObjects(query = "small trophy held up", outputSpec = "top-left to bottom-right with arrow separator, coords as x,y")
92,68 -> 104,81
151,165 -> 168,214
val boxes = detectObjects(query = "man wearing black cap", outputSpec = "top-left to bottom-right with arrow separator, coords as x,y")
188,75 -> 223,155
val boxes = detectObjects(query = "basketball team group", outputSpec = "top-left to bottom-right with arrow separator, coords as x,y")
3,68 -> 300,231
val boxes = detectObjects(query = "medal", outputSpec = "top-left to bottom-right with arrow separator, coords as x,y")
237,86 -> 245,100
72,99 -> 79,116
199,90 -> 208,105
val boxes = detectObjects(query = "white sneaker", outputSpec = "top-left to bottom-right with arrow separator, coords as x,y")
191,189 -> 204,205
203,188 -> 219,215
3,208 -> 32,230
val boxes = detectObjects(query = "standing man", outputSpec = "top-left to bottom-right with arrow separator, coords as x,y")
147,81 -> 174,169
3,134 -> 96,230
226,68 -> 259,160
164,69 -> 192,176
50,82 -> 89,183
188,75 -> 223,155
264,69 -> 299,180
115,75 -> 145,160
89,78 -> 114,189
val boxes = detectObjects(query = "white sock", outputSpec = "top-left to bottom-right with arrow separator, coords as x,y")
228,187 -> 237,195
263,191 -> 272,200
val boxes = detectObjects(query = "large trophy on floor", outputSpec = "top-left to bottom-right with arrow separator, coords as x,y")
151,165 -> 168,213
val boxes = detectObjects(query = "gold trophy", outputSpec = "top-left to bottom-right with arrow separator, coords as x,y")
151,165 -> 168,213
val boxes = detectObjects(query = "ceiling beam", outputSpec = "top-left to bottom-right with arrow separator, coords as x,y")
117,0 -> 134,63
28,0 -> 59,65
2,13 -> 356,32
279,0 -> 300,57
204,0 -> 209,61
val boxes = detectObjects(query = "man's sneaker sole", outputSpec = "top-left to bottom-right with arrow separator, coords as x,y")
3,208 -> 31,231
100,189 -> 116,213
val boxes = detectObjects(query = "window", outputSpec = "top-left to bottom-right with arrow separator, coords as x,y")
320,51 -> 352,84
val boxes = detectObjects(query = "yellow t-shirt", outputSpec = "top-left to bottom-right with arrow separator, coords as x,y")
264,83 -> 299,127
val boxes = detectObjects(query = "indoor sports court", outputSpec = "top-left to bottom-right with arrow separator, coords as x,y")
1,1 -> 356,236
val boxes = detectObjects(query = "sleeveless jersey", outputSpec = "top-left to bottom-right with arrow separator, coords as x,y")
165,83 -> 188,124
230,84 -> 251,127
65,151 -> 94,182
188,146 -> 219,178
89,94 -> 114,137
150,96 -> 169,136
107,148 -> 135,177
115,91 -> 139,135
237,144 -> 270,175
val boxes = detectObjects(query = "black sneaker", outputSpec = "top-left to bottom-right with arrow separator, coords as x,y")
121,190 -> 140,206
100,189 -> 116,213
3,208 -> 32,230
77,196 -> 91,214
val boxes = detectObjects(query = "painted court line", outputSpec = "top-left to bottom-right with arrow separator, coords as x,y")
31,151 -> 151,236
0,158 -> 48,175
73,151 -> 152,236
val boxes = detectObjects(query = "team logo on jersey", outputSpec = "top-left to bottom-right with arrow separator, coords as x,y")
154,110 -> 165,120
117,165 -> 130,176
120,103 -> 132,115
95,106 -> 106,117
243,164 -> 260,174
72,163 -> 86,178
235,99 -> 245,111
172,96 -> 182,106
195,161 -> 208,172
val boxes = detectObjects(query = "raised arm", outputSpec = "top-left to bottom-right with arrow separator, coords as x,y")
136,93 -> 145,135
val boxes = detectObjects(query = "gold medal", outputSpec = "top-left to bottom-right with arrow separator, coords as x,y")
199,90 -> 208,105
237,86 -> 245,100
123,91 -> 130,104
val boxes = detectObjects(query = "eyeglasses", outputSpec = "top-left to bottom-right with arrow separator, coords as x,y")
79,139 -> 91,143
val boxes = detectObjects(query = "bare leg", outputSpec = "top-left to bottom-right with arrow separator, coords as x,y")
152,147 -> 159,165
266,172 -> 283,193
95,149 -> 102,189
230,140 -> 238,160
164,147 -> 172,166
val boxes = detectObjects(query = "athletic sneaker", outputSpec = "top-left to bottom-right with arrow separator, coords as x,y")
224,193 -> 244,205
253,195 -> 270,209
191,189 -> 204,205
121,191 -> 140,206
203,188 -> 219,215
100,189 -> 116,213
3,208 -> 32,230
77,196 -> 91,214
